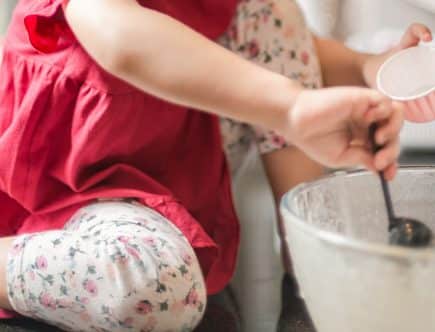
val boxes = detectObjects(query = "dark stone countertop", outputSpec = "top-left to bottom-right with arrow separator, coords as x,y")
0,274 -> 315,332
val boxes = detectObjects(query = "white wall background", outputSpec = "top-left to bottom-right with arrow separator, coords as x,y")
298,0 -> 435,40
0,0 -> 17,34
337,0 -> 435,39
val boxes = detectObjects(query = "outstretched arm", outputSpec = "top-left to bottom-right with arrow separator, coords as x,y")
65,0 -> 403,176
65,0 -> 297,133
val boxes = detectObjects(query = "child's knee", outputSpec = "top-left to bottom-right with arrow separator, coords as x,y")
104,234 -> 207,330
120,278 -> 207,330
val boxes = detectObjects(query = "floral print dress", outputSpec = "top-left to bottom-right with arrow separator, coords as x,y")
219,0 -> 323,173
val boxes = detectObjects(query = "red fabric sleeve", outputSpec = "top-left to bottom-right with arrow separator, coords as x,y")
24,0 -> 73,53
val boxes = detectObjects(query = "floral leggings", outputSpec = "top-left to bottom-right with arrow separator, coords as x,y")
7,201 -> 206,332
6,0 -> 322,331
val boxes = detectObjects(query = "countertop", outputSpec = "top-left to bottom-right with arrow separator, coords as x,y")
0,274 -> 315,332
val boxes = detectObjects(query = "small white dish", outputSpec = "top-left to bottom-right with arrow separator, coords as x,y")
377,44 -> 435,122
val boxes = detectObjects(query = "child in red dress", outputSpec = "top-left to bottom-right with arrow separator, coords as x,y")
0,0 -> 426,330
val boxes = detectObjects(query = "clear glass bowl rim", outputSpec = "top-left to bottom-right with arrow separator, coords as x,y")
280,166 -> 435,260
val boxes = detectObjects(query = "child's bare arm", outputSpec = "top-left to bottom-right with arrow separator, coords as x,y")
314,37 -> 368,87
65,0 -> 403,175
65,0 -> 296,134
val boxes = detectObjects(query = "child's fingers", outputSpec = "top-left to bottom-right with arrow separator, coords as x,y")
383,162 -> 398,181
361,100 -> 402,178
374,138 -> 401,172
363,99 -> 394,124
374,102 -> 404,145
411,23 -> 432,41
400,23 -> 433,48
348,88 -> 391,124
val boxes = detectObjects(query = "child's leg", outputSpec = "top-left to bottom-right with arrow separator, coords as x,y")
5,200 -> 206,331
0,237 -> 14,310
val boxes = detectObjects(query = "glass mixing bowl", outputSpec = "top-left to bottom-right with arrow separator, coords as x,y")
281,167 -> 435,332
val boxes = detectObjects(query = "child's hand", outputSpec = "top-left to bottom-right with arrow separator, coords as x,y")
288,87 -> 403,180
363,24 -> 433,88
395,23 -> 433,51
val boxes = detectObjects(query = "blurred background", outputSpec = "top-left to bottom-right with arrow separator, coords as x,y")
0,0 -> 15,34
1,1 -> 435,332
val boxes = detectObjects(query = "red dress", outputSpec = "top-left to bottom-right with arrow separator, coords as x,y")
0,0 -> 239,318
